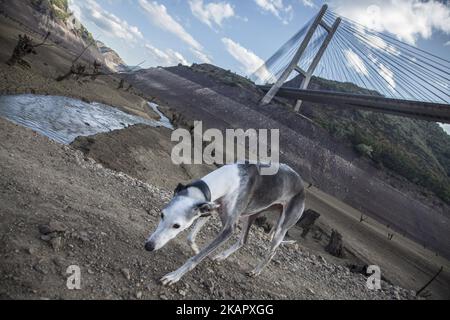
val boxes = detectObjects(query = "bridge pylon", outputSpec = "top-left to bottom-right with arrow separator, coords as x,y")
260,5 -> 341,111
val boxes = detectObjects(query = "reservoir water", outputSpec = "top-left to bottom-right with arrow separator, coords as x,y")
0,94 -> 173,144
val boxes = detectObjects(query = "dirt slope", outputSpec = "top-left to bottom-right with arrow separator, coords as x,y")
70,124 -> 215,187
68,124 -> 450,299
0,118 -> 416,299
126,67 -> 450,260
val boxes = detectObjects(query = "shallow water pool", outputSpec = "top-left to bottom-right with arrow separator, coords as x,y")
0,94 -> 173,144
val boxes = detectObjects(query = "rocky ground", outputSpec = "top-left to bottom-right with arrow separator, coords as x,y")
0,118 -> 417,299
68,124 -> 450,299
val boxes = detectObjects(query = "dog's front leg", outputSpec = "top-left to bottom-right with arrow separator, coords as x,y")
187,216 -> 210,254
161,223 -> 235,285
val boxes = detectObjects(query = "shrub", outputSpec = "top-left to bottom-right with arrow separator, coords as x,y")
355,144 -> 373,158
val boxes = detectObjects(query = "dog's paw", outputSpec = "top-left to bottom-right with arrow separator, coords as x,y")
188,240 -> 200,255
190,244 -> 200,255
246,268 -> 262,278
212,253 -> 227,262
160,271 -> 182,286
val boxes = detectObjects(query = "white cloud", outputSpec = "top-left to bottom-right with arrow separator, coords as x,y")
344,49 -> 368,75
378,63 -> 395,90
366,54 -> 397,91
254,0 -> 293,25
190,48 -> 212,63
138,0 -> 203,52
301,0 -> 315,8
189,0 -> 235,28
364,33 -> 400,56
221,37 -> 272,82
445,41 -> 450,47
343,48 -> 397,93
439,123 -> 450,135
69,0 -> 143,43
145,44 -> 188,66
331,0 -> 450,45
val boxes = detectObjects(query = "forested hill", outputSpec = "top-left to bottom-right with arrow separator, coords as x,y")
297,74 -> 450,205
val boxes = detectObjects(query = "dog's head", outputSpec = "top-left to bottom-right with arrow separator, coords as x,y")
144,183 -> 219,252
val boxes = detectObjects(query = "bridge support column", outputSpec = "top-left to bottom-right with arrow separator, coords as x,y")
260,5 -> 328,106
295,17 -> 341,112
260,4 -> 341,113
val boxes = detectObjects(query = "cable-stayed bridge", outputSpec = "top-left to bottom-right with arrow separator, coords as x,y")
252,5 -> 450,123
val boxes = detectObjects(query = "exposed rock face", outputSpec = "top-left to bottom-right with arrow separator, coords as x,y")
1,1 -> 142,72
95,40 -> 129,73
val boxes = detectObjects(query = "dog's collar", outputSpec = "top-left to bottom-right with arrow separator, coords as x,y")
185,180 -> 211,202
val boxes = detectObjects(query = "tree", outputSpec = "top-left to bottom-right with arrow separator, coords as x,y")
6,32 -> 51,68
355,143 -> 373,158
55,38 -> 108,82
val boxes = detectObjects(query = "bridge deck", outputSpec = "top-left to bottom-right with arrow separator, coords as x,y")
258,86 -> 450,123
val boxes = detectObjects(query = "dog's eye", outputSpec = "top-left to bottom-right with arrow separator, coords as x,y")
173,224 -> 180,229
161,213 -> 164,220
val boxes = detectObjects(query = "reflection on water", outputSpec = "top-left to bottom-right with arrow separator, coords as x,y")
148,101 -> 173,130
0,94 -> 173,144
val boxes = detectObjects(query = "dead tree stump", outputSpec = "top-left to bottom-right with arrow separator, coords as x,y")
118,79 -> 125,89
297,209 -> 320,238
325,229 -> 344,258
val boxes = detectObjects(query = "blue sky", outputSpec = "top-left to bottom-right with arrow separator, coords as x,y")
69,0 -> 450,74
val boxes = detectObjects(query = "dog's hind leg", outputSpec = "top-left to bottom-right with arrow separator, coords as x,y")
247,225 -> 287,277
187,216 -> 210,254
248,193 -> 305,277
212,213 -> 259,261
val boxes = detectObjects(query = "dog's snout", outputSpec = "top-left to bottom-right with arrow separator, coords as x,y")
145,241 -> 155,252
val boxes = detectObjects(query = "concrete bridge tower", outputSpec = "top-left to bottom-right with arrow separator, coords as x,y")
260,5 -> 341,111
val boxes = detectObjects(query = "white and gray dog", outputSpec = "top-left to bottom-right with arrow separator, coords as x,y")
145,162 -> 305,285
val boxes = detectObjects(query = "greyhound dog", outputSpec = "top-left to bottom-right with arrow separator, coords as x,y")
145,162 -> 305,285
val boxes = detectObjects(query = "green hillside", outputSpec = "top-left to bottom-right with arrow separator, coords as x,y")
306,75 -> 450,204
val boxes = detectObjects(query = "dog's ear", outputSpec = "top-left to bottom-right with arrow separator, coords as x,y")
174,183 -> 185,195
196,202 -> 220,217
